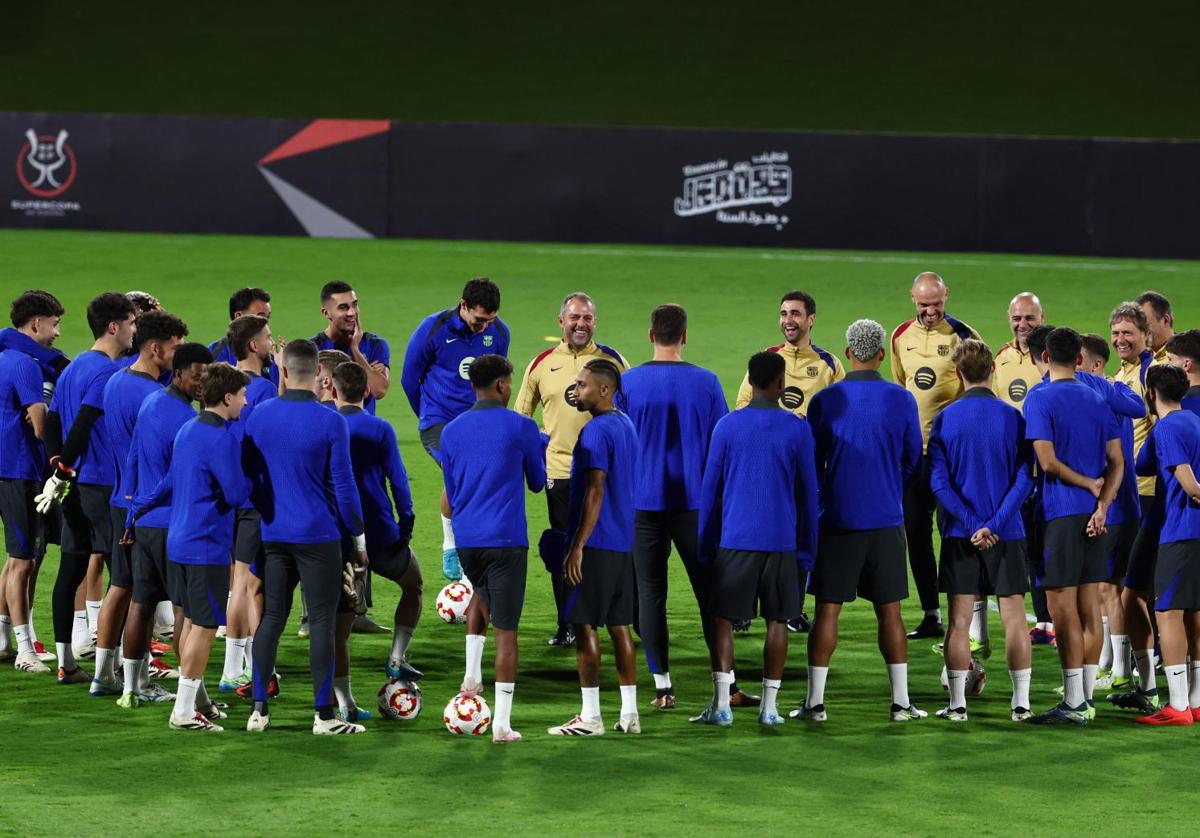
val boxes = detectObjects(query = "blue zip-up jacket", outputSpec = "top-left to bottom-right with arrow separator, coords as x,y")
622,361 -> 728,512
928,387 -> 1033,540
125,384 -> 196,528
244,389 -> 364,544
101,368 -> 162,508
133,411 -> 250,564
807,370 -> 923,531
441,400 -> 546,548
50,350 -> 119,487
699,397 -> 819,567
401,309 -> 510,430
341,406 -> 415,551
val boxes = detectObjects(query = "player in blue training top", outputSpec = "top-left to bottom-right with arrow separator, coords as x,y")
798,319 -> 925,723
0,291 -> 63,675
89,309 -> 188,696
116,343 -> 212,706
401,278 -> 508,582
331,362 -> 423,719
208,287 -> 280,388
622,304 -> 729,710
928,339 -> 1034,722
1130,364 -> 1200,726
694,350 -> 818,728
547,359 -> 640,738
1167,330 -> 1200,414
218,314 -> 279,693
243,339 -> 368,736
1023,327 -> 1123,726
440,355 -> 546,744
131,363 -> 250,732
309,281 -> 389,417
37,292 -> 136,682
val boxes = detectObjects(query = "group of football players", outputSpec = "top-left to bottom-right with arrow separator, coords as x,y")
1,274 -> 1197,741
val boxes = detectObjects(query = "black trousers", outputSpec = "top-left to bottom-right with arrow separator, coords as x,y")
903,457 -> 940,613
252,541 -> 343,709
1022,498 -> 1052,623
632,509 -> 711,674
546,479 -> 570,630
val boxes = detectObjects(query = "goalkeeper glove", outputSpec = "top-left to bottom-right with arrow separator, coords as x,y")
35,457 -> 75,514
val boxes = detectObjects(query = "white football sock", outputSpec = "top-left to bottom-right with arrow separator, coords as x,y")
464,634 -> 485,684
441,515 -> 456,550
1111,634 -> 1131,679
1082,664 -> 1098,701
925,608 -> 941,622
138,655 -> 151,691
243,637 -> 253,670
762,678 -> 781,715
1165,663 -> 1189,712
196,678 -> 211,709
14,623 -> 33,655
154,600 -> 174,628
223,637 -> 248,680
1189,661 -> 1200,709
86,599 -> 101,635
580,686 -> 601,722
1063,668 -> 1084,708
1036,621 -> 1053,632
95,647 -> 114,681
494,681 -> 515,731
948,669 -> 968,710
28,609 -> 39,643
887,663 -> 910,708
1135,648 -> 1158,693
71,610 -> 89,647
619,684 -> 637,717
1009,668 -> 1031,710
55,642 -> 74,671
652,672 -> 671,690
1098,616 -> 1112,670
174,676 -> 200,719
389,625 -> 414,664
807,665 -> 829,708
0,615 -> 12,652
712,670 -> 732,709
122,658 -> 140,694
333,675 -> 353,712
969,599 -> 989,645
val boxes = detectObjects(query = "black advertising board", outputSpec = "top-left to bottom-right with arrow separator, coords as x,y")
3,111 -> 1198,259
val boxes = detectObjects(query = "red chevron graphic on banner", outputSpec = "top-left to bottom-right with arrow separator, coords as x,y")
259,119 -> 389,165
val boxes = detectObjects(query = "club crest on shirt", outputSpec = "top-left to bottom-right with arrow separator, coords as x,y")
805,366 -> 818,378
483,335 -> 493,347
937,344 -> 950,357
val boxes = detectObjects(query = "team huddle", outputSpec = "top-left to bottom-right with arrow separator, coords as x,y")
1,274 -> 1199,740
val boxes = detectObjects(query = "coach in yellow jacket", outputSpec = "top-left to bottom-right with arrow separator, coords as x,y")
891,272 -> 980,639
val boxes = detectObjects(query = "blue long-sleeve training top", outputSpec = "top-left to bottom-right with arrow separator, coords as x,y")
126,384 -> 196,528
807,370 -> 922,531
1138,409 -> 1200,545
928,387 -> 1033,540
133,411 -> 250,564
621,360 -> 729,512
0,348 -> 46,481
244,389 -> 364,544
1023,378 -> 1119,522
50,350 -> 119,487
566,409 -> 638,553
1072,371 -> 1144,526
340,405 -> 414,551
441,399 -> 546,548
698,396 -> 819,566
101,368 -> 162,508
400,309 -> 510,430
310,331 -> 390,415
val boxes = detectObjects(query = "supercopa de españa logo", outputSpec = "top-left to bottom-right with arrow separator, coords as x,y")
11,128 -> 81,217
673,152 -> 791,230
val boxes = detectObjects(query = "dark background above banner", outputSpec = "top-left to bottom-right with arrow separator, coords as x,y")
3,111 -> 1198,259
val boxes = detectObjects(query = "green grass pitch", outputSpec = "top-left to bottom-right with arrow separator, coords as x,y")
3,229 -> 1200,836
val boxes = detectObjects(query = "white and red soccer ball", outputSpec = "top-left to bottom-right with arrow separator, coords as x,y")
377,679 -> 422,720
443,692 -> 491,735
436,580 -> 473,624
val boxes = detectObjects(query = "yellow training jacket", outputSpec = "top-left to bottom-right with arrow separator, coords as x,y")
992,338 -> 1038,411
1115,349 -> 1158,496
734,342 -> 845,417
891,315 -> 980,449
515,339 -> 629,479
